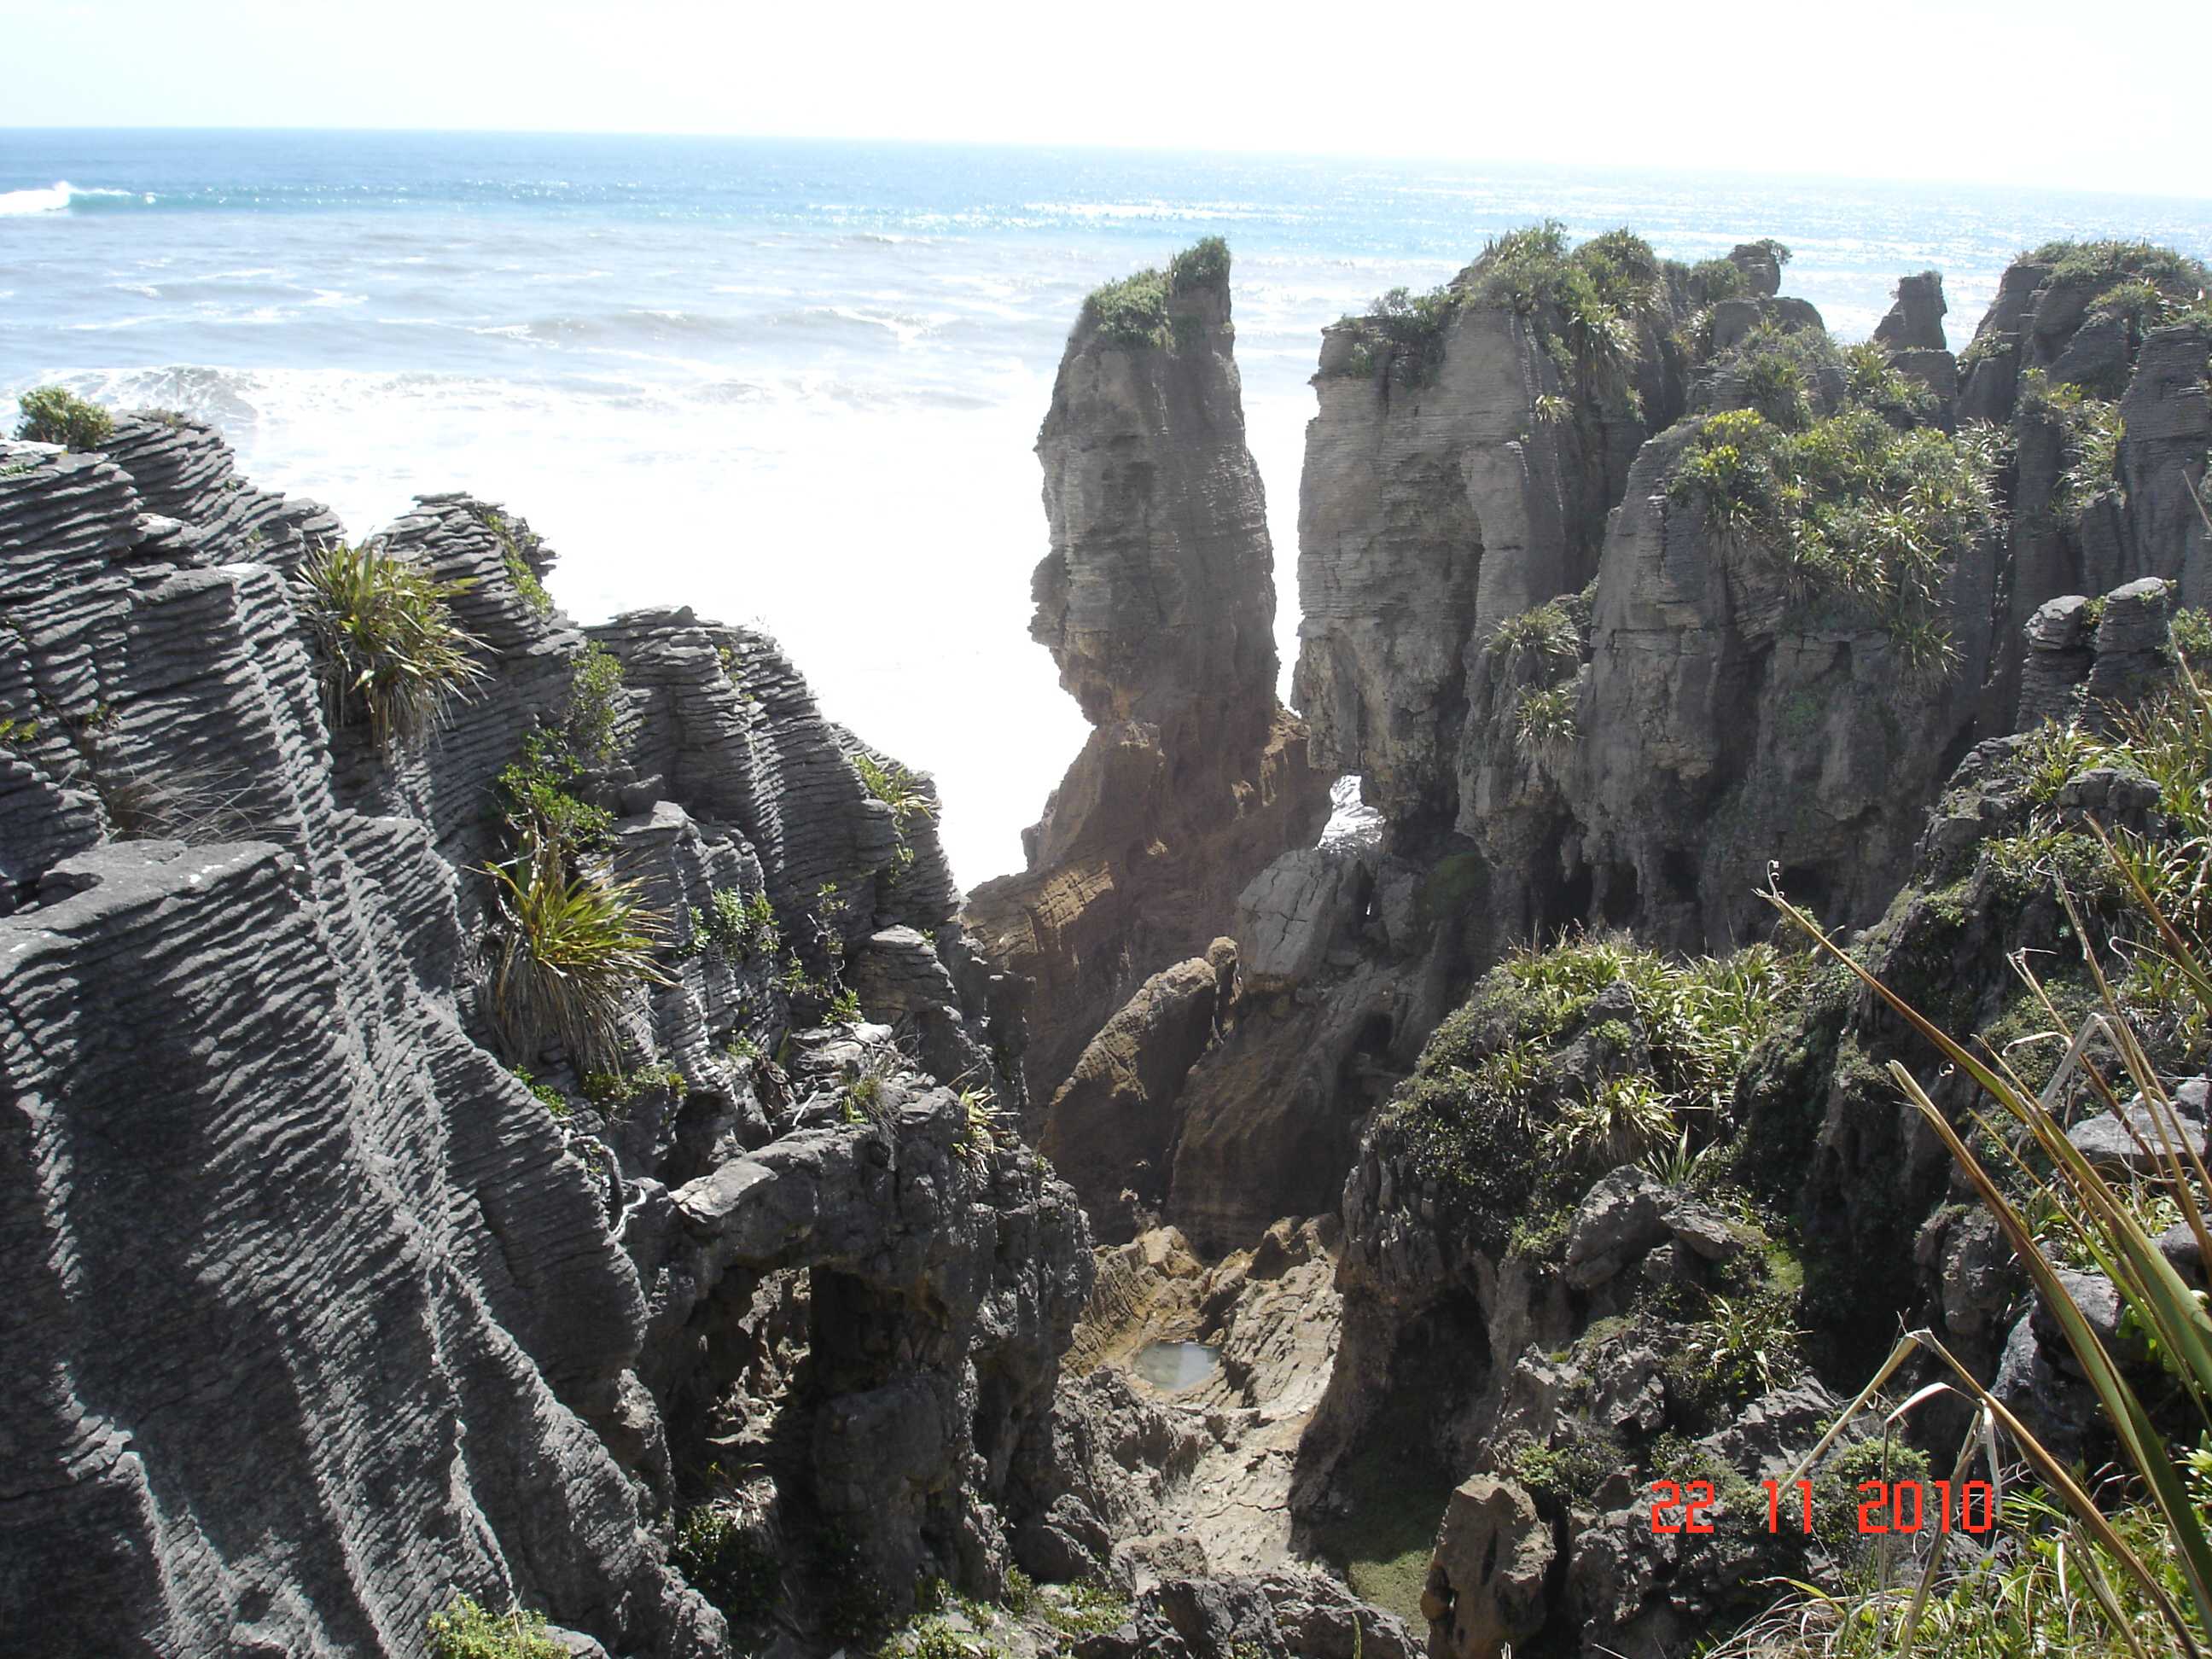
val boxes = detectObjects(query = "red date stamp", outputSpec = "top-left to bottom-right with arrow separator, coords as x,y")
1647,1478 -> 1997,1534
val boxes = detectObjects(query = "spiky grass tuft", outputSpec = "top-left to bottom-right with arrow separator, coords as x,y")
485,834 -> 672,1077
294,541 -> 488,752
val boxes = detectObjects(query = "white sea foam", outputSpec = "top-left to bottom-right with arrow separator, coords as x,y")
0,181 -> 76,216
0,181 -> 139,215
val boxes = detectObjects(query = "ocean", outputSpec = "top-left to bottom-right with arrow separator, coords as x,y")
4,130 -> 2209,885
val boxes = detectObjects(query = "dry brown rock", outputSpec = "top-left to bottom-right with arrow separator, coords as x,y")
1421,1477 -> 1553,1659
1039,947 -> 1234,1242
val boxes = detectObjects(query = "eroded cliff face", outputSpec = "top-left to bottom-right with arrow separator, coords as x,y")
1117,236 -> 2212,1656
0,416 -> 1089,1656
1297,578 -> 2208,1655
963,245 -> 1332,1208
1292,234 -> 1727,833
1301,248 -> 2211,962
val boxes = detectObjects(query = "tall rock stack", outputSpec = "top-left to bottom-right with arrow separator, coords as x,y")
966,242 -> 1331,1126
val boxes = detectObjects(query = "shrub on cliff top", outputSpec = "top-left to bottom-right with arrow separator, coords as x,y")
294,539 -> 490,752
1666,391 -> 1999,678
426,1597 -> 564,1659
2025,236 -> 2209,298
1332,222 -> 1661,401
1080,237 -> 1230,348
15,385 -> 114,451
1085,266 -> 1171,346
1167,234 -> 1231,292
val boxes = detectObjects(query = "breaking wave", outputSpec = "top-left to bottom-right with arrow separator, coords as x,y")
0,181 -> 146,217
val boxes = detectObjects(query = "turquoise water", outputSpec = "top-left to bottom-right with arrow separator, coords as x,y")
5,131 -> 2208,881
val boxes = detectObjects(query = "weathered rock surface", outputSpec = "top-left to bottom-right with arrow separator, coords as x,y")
1294,256 -> 1696,832
1874,270 -> 1948,352
1069,1570 -> 1418,1659
966,250 -> 1330,1119
1422,1477 -> 1551,1659
0,425 -> 1085,1656
1039,945 -> 1237,1241
1039,1220 -> 1353,1592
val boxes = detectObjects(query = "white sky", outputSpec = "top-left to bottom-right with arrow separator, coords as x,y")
3,0 -> 2209,199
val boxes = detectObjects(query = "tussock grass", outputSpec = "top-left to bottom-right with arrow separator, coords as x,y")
485,833 -> 671,1076
294,541 -> 489,752
1666,396 -> 2000,678
1737,827 -> 2212,1658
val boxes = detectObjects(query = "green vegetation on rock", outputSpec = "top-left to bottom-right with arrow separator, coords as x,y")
1665,382 -> 2000,677
1382,934 -> 1807,1242
425,1597 -> 564,1659
670,1504 -> 781,1626
672,885 -> 779,964
1080,236 -> 1231,349
2024,236 -> 2210,301
854,750 -> 934,873
294,540 -> 490,752
485,829 -> 671,1078
1328,220 -> 1664,402
566,639 -> 627,765
474,509 -> 554,616
15,385 -> 114,451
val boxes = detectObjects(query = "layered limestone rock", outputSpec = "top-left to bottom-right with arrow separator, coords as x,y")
1303,242 -> 2210,961
1953,248 -> 2210,718
1294,238 -> 1701,830
966,244 -> 1330,1114
1291,584 -> 2207,1656
1460,423 -> 1986,948
0,425 -> 1084,1655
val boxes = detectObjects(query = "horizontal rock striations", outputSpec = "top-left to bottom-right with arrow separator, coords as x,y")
1301,239 -> 2210,960
1294,228 -> 1708,832
0,421 -> 1084,1654
965,242 -> 1331,1139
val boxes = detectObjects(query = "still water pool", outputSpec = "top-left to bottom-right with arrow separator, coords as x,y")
1132,1340 -> 1220,1390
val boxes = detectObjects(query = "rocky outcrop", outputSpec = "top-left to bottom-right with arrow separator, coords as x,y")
0,423 -> 1086,1655
1035,1219 -> 1354,1591
1160,837 -> 1444,1254
1422,1478 -> 1551,1659
1293,242 -> 1698,832
1305,242 -> 2210,963
966,243 -> 1330,1115
1953,252 -> 2210,719
1038,944 -> 1237,1241
1464,420 -> 1987,947
1874,270 -> 1947,352
1068,1570 -> 1420,1659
